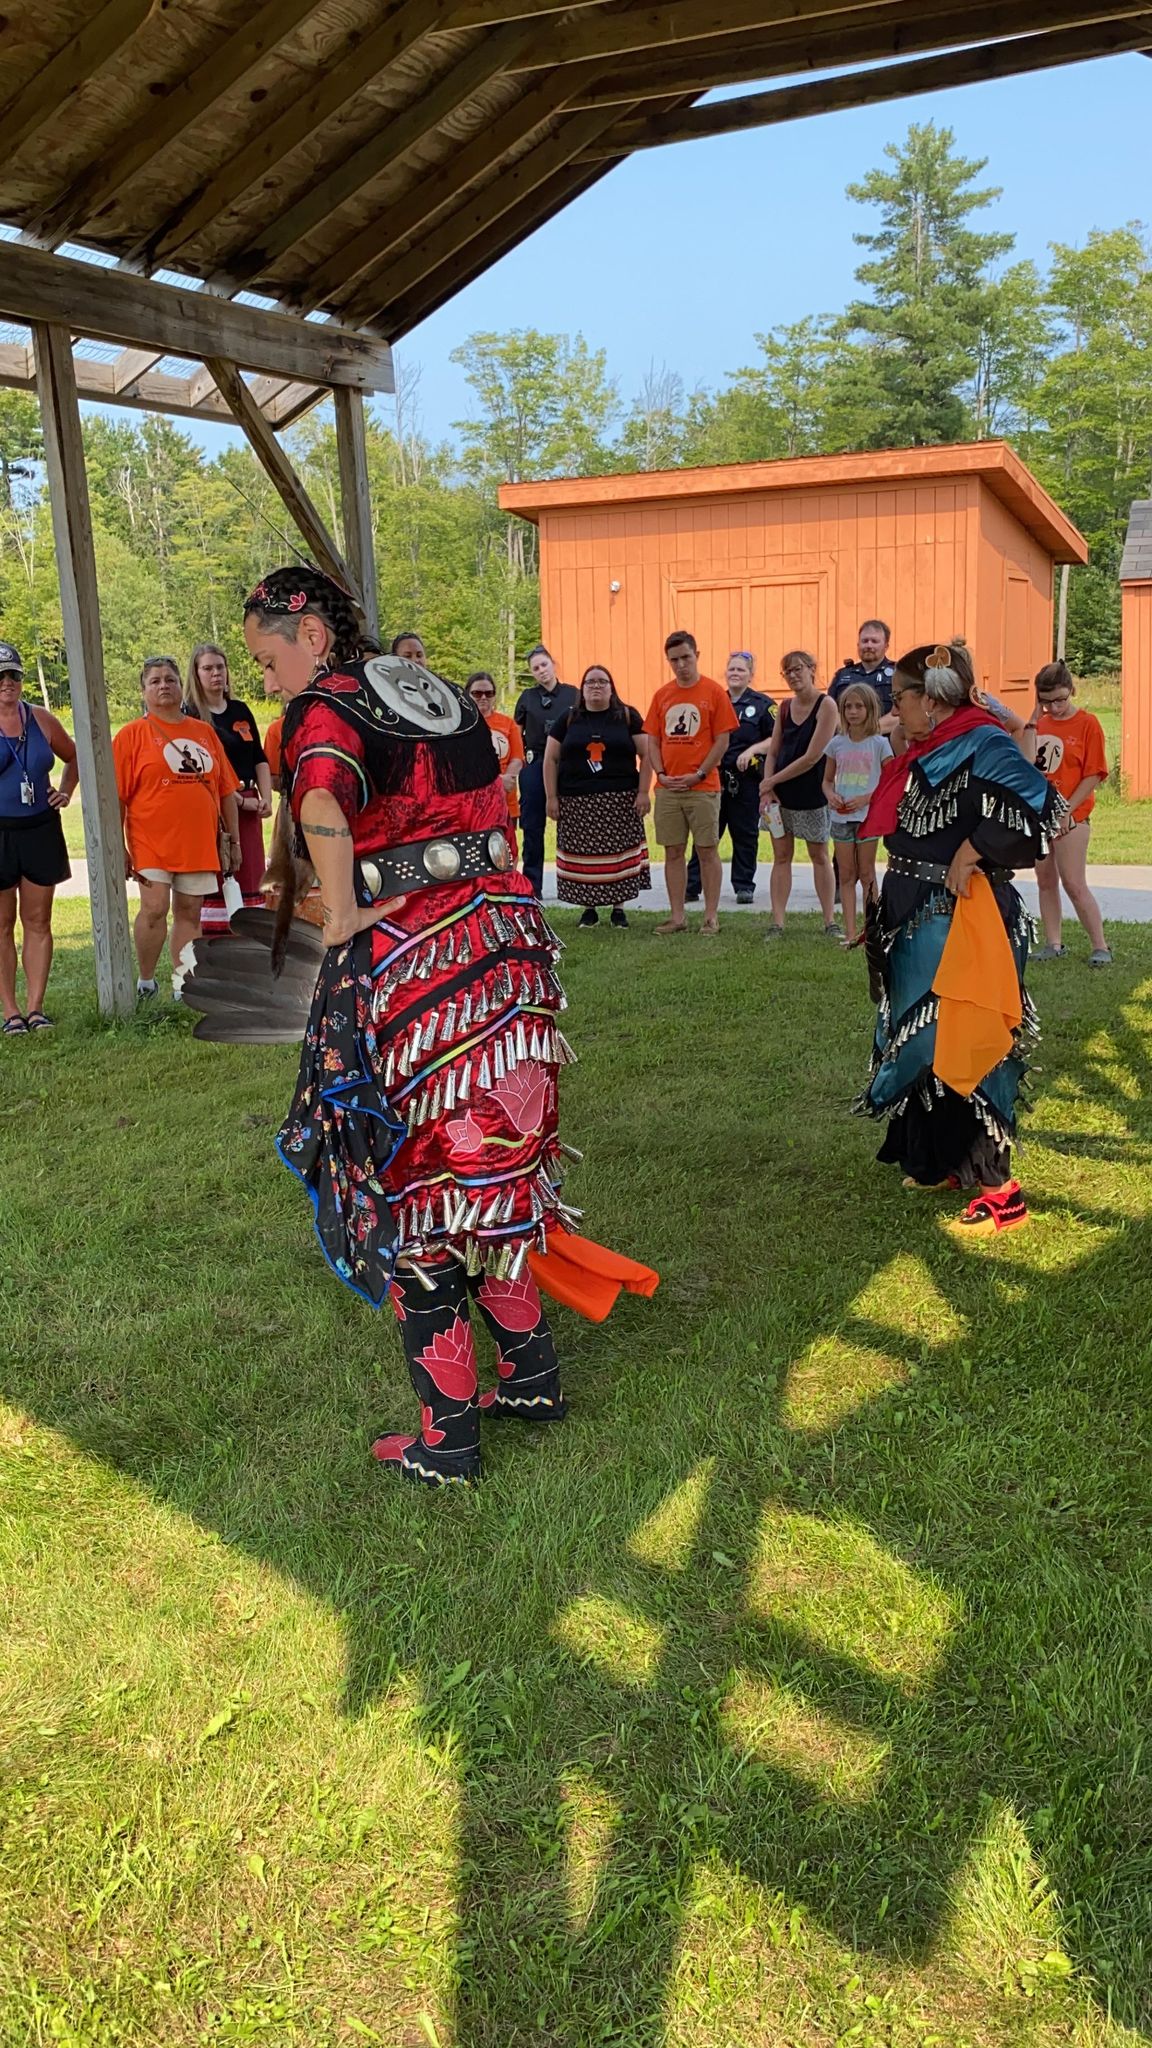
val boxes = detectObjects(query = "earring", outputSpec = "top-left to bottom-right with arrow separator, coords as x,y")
309,656 -> 330,684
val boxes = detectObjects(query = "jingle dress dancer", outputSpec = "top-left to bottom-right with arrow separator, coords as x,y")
185,567 -> 654,1487
859,641 -> 1067,1235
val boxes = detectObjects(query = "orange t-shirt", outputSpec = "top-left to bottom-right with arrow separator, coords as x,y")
113,714 -> 240,873
264,714 -> 284,780
644,676 -> 739,794
1035,708 -> 1108,821
484,708 -> 525,820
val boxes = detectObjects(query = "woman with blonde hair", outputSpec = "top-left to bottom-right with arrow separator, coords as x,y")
113,656 -> 241,999
758,649 -> 839,936
185,642 -> 272,927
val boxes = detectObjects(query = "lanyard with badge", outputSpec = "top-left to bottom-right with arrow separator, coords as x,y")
0,705 -> 35,806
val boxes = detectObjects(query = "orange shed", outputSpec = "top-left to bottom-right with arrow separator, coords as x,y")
1120,501 -> 1152,799
500,442 -> 1087,712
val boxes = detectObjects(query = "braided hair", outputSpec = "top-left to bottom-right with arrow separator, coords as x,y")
243,565 -> 380,668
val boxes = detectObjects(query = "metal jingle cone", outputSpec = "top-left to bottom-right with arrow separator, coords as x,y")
400,1256 -> 439,1294
441,1190 -> 455,1232
460,990 -> 472,1031
443,1068 -> 457,1110
515,1019 -> 528,1060
508,1240 -> 529,1282
480,1190 -> 504,1227
383,1048 -> 396,1088
492,1038 -> 505,1082
463,1194 -> 485,1233
495,1243 -> 514,1279
429,1078 -> 442,1121
477,1051 -> 491,1091
442,1001 -> 458,1043
458,1060 -> 471,1100
557,1141 -> 584,1163
466,1239 -> 483,1276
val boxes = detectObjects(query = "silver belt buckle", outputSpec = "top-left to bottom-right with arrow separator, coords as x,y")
486,830 -> 512,873
423,838 -> 463,882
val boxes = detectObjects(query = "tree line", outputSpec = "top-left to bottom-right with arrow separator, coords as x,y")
1,120 -> 1149,713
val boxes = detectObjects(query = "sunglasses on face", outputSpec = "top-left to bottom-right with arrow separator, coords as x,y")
471,688 -> 495,700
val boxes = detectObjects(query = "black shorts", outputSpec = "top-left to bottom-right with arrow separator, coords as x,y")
0,809 -> 71,892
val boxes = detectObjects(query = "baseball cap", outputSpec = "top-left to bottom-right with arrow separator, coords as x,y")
0,641 -> 24,676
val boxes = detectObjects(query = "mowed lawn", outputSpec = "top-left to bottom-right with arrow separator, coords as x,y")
3,901 -> 1152,2048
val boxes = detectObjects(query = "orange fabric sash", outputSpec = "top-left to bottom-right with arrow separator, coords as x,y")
931,872 -> 1021,1098
527,1227 -> 660,1324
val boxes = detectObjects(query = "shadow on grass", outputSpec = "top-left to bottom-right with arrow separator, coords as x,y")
5,919 -> 1152,2041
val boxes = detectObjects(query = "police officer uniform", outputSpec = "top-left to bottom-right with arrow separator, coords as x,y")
513,677 -> 579,896
686,688 -> 776,903
828,657 -> 896,716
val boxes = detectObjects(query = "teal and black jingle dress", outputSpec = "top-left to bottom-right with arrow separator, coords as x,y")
860,708 -> 1066,1189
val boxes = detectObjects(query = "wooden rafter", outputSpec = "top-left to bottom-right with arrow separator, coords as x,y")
0,0 -> 152,156
565,0 -> 1152,101
27,0 -> 322,246
344,102 -> 636,326
291,74 -> 576,316
222,18 -> 545,293
381,155 -> 620,339
140,0 -> 448,270
582,12 -> 1152,155
503,0 -> 959,67
0,241 -> 393,388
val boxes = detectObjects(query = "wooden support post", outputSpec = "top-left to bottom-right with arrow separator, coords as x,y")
333,389 -> 379,642
204,356 -> 361,603
1056,562 -> 1070,659
32,323 -> 135,1019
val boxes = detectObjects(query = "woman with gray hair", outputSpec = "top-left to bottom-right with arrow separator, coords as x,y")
185,642 -> 272,929
856,639 -> 1067,1236
112,656 -> 241,1000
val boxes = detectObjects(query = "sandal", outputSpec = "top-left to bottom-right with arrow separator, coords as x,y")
3,1014 -> 27,1035
24,1011 -> 54,1031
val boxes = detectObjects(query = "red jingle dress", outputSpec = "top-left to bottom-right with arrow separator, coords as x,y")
278,656 -> 577,1485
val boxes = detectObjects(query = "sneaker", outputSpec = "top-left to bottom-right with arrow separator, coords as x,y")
1031,944 -> 1065,962
1089,948 -> 1113,968
577,907 -> 599,929
734,890 -> 755,905
610,906 -> 629,928
824,921 -> 843,939
763,924 -> 784,942
136,978 -> 158,1000
951,1180 -> 1029,1236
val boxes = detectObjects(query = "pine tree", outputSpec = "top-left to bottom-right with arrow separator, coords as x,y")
839,122 -> 1014,447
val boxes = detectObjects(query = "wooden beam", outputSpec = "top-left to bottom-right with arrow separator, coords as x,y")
343,102 -> 630,326
0,0 -> 152,155
225,19 -> 542,293
263,380 -> 327,426
566,0 -> 1152,101
382,156 -> 617,339
505,0 -> 963,66
580,15 -> 1152,155
141,0 -> 447,269
0,241 -> 394,389
334,390 -> 380,642
111,347 -> 167,394
31,323 -> 136,1020
289,71 -> 576,313
28,0 -> 322,246
205,356 -> 360,599
442,0 -> 611,21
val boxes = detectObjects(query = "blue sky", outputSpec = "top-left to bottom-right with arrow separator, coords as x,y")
157,53 -> 1149,459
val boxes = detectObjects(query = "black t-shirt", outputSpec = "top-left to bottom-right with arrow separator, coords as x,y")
722,688 -> 776,773
514,682 -> 579,755
557,706 -> 644,797
209,698 -> 267,788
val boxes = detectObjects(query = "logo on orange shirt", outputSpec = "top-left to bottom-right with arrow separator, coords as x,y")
587,741 -> 606,773
666,703 -> 701,739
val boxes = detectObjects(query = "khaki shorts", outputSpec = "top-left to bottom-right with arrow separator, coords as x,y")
653,788 -> 722,849
137,866 -> 217,895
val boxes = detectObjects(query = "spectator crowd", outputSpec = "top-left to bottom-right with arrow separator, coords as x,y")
0,617 -> 1113,1032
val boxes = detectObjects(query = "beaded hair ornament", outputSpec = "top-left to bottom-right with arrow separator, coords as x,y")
245,581 -> 309,613
923,642 -> 965,703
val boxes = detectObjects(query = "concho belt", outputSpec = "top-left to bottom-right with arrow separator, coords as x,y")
357,827 -> 514,904
885,854 -> 1010,886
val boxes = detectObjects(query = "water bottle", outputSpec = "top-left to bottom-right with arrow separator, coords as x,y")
764,800 -> 785,840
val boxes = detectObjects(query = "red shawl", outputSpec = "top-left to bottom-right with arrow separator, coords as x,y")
863,704 -> 999,840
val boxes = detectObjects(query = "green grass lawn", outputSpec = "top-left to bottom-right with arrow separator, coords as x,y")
4,904 -> 1152,2047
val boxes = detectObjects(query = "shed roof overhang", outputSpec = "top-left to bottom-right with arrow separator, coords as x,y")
0,0 -> 1148,380
500,441 -> 1091,564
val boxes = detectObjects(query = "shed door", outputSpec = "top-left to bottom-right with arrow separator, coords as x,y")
671,573 -> 828,682
667,581 -> 747,678
1003,572 -> 1031,688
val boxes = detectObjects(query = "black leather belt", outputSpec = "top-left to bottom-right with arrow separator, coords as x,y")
886,854 -> 1010,886
357,827 -> 514,903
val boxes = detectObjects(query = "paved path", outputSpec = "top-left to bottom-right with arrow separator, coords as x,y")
59,859 -> 1152,923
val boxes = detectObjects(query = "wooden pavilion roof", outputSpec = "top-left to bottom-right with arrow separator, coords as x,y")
0,0 -> 1148,427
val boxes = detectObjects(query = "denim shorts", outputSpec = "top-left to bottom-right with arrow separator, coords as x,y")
830,818 -> 864,844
